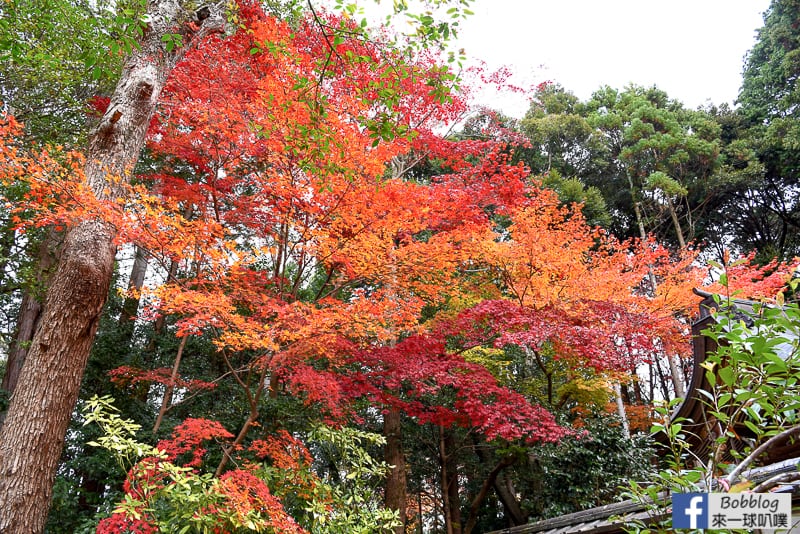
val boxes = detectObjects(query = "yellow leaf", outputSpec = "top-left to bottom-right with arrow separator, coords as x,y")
728,480 -> 752,493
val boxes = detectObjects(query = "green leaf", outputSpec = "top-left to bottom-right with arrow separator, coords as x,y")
683,470 -> 702,483
718,365 -> 735,387
705,369 -> 717,387
744,420 -> 761,435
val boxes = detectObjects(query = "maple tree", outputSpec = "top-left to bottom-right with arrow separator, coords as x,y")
6,0 -> 798,531
0,0 -> 479,530
23,3 -> 568,531
59,7 -> 640,530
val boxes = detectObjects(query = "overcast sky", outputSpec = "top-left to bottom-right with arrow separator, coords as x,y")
453,0 -> 771,117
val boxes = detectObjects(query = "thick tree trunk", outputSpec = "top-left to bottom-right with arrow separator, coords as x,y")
1,231 -> 60,400
0,219 -> 116,533
0,5 -> 224,531
384,408 -> 407,533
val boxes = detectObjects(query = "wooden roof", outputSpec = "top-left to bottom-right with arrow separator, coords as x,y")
661,290 -> 800,463
486,458 -> 800,534
485,496 -> 666,534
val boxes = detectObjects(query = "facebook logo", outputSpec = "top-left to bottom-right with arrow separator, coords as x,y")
673,493 -> 708,529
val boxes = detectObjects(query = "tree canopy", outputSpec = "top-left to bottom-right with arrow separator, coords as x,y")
0,1 -> 798,533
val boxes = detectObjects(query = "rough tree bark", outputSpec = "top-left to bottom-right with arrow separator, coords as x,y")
1,231 -> 60,400
0,3 -> 224,531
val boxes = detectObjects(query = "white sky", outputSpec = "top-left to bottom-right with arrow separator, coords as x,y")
453,0 -> 771,117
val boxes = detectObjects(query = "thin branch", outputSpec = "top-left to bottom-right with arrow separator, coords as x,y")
751,471 -> 800,494
724,424 -> 800,486
152,334 -> 188,434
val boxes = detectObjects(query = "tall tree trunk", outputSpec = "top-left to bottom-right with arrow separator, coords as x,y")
665,196 -> 687,248
118,245 -> 149,342
667,354 -> 686,398
0,6 -> 224,531
118,245 -> 153,403
628,174 -> 686,399
440,435 -> 453,534
1,231 -> 60,401
440,429 -> 462,534
384,408 -> 407,533
0,218 -> 117,533
613,382 -> 630,439
146,258 -> 180,352
1,294 -> 40,408
2,297 -> 38,399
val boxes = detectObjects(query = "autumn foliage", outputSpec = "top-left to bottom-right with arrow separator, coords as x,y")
4,0 -> 799,531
